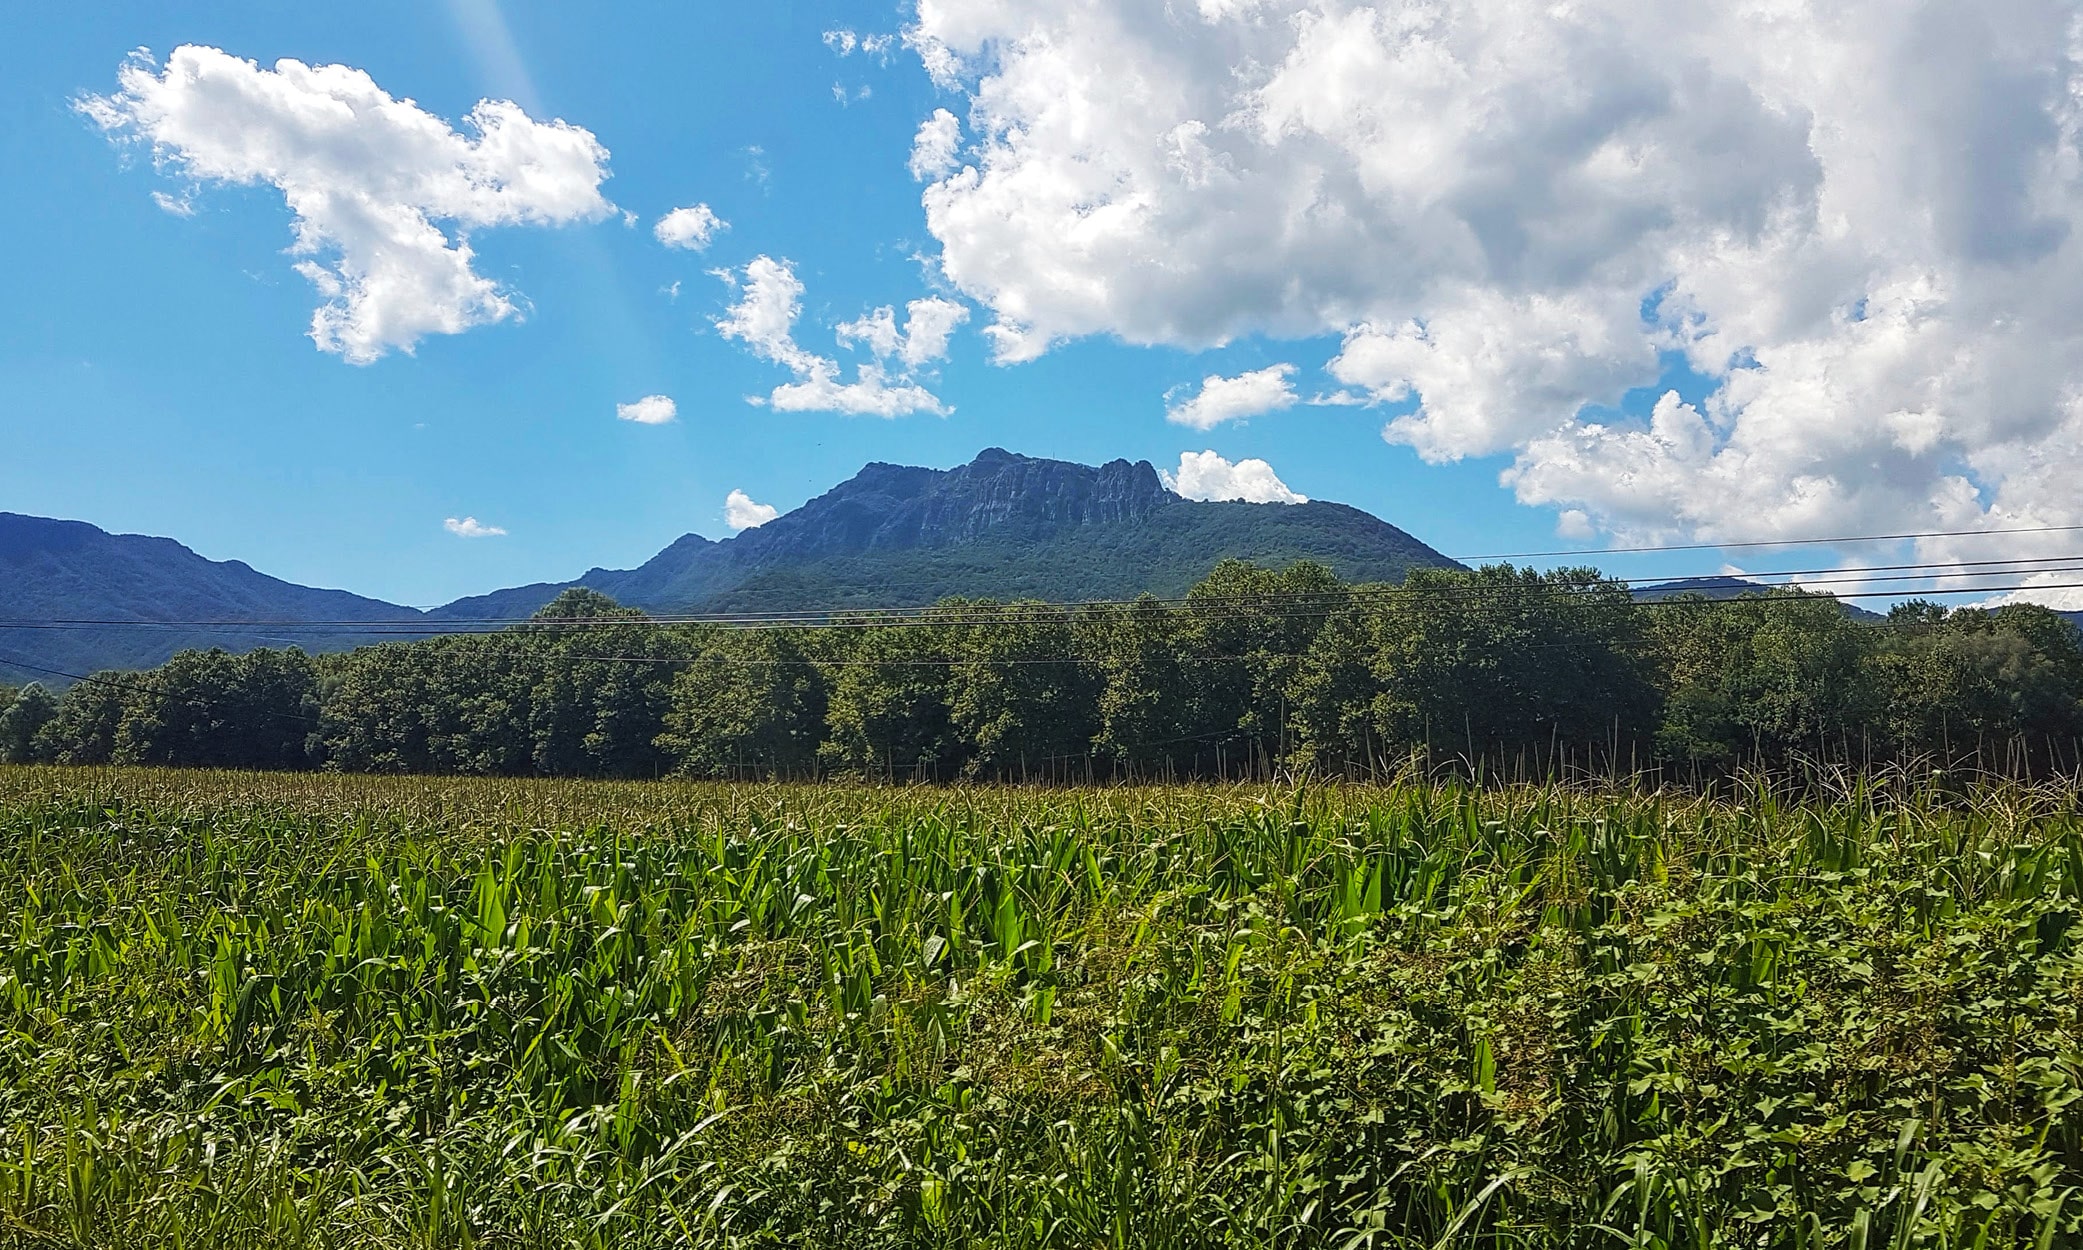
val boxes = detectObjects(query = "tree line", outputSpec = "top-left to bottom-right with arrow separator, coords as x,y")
4,561 -> 2082,781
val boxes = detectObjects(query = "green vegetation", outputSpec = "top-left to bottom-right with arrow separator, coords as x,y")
7,562 -> 2083,781
2,768 -> 2080,1247
694,500 -> 1456,613
0,681 -> 54,764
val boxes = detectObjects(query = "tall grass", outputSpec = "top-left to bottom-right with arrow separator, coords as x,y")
0,767 -> 2078,1247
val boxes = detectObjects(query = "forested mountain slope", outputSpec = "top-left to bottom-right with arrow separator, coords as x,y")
0,513 -> 423,686
1,450 -> 1461,680
430,448 -> 1463,619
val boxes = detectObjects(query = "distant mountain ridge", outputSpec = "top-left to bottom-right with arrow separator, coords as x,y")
434,448 -> 1460,620
0,449 -> 1462,682
1632,576 -> 1891,622
15,452 -> 2073,689
0,512 -> 422,685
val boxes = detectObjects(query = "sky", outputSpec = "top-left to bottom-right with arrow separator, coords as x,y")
7,1 -> 2083,609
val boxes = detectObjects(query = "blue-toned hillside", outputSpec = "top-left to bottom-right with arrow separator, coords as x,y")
0,513 -> 424,685
2,449 -> 1463,681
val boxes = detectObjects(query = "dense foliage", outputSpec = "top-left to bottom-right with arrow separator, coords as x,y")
1,769 -> 2079,1247
8,563 -> 2083,780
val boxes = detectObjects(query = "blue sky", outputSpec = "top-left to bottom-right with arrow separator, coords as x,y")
7,2 -> 2074,610
0,1 -> 1680,608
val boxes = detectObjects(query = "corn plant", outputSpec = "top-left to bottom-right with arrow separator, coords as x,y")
0,766 -> 2077,1247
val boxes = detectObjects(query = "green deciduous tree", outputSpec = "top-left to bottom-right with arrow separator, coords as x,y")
17,562 -> 2083,783
819,617 -> 963,781
36,677 -> 127,765
1178,559 -> 1346,776
0,683 -> 57,763
945,601 -> 1098,781
1651,592 -> 1877,765
1087,596 -> 1194,778
1870,601 -> 2083,767
657,630 -> 828,779
1372,565 -> 1656,770
104,648 -> 317,769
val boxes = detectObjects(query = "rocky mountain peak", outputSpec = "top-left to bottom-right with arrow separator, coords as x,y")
738,449 -> 1178,559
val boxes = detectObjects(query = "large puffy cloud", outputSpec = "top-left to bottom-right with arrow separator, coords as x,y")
1162,450 -> 1307,504
908,0 -> 2083,586
714,257 -> 962,416
1167,363 -> 1298,429
82,46 -> 613,363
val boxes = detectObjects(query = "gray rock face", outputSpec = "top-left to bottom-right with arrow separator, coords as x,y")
739,450 -> 1175,557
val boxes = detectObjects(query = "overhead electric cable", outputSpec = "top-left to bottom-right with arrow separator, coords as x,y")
0,554 -> 2072,631
3,561 -> 2078,634
1456,521 -> 2083,562
6,549 -> 2083,640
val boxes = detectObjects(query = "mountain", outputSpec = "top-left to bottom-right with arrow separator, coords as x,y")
1,450 -> 1462,683
1630,576 -> 1770,601
431,448 -> 1463,620
1632,575 -> 1883,621
0,513 -> 425,686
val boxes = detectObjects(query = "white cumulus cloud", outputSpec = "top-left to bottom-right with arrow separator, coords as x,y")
653,203 -> 725,251
1982,579 -> 2083,612
715,257 -> 962,416
837,297 -> 970,368
616,394 -> 677,425
82,45 -> 613,364
1161,450 -> 1307,504
1167,364 -> 1298,429
909,109 -> 962,181
724,489 -> 781,530
714,256 -> 822,373
444,516 -> 507,538
907,0 -> 2083,595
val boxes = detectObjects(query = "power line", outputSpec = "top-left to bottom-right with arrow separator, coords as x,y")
7,550 -> 2083,633
525,594 -> 2077,669
1455,521 -> 2083,562
9,520 -> 2082,639
3,563 -> 2076,636
4,548 -> 2082,655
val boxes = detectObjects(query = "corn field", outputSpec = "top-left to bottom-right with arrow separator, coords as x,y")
0,766 -> 2079,1248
